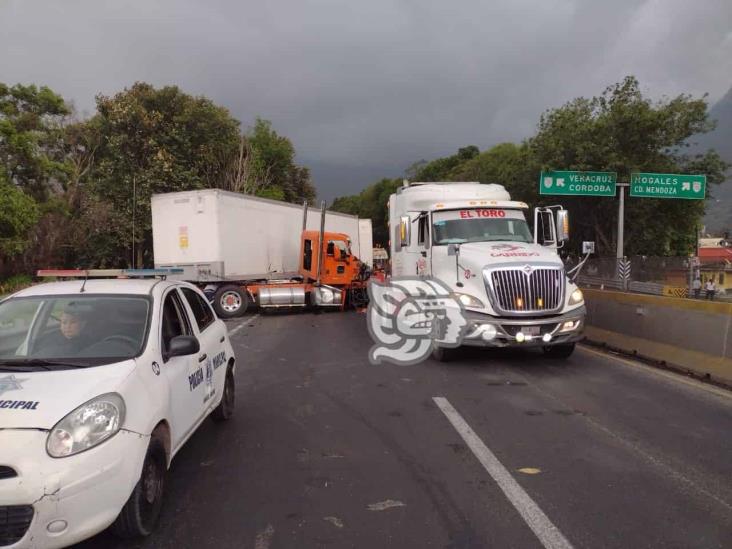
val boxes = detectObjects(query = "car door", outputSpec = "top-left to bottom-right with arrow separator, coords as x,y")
160,288 -> 206,449
179,286 -> 228,411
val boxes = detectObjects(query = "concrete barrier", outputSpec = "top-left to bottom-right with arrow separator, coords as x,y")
583,289 -> 732,386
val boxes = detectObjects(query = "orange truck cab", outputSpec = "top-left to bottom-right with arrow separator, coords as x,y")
300,230 -> 363,286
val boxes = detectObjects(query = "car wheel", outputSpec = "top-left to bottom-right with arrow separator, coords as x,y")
212,366 -> 235,422
112,437 -> 167,539
213,285 -> 248,318
543,343 -> 576,359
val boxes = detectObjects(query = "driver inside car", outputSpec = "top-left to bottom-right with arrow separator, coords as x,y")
37,302 -> 96,357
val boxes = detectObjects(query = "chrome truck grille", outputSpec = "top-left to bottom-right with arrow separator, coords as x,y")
486,267 -> 565,315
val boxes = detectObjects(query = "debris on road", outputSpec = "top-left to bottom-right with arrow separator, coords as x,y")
324,516 -> 344,528
367,499 -> 406,511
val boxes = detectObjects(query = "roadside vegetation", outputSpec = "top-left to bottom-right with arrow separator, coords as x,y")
0,81 -> 316,280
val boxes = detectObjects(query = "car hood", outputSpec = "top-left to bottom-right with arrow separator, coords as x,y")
0,360 -> 135,430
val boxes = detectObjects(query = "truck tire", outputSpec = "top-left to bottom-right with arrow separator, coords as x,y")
112,437 -> 167,538
543,343 -> 576,359
213,285 -> 248,318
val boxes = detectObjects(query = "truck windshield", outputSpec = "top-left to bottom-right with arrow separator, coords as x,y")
432,209 -> 532,245
0,295 -> 150,367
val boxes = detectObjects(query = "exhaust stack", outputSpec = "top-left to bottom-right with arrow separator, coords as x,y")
316,200 -> 326,285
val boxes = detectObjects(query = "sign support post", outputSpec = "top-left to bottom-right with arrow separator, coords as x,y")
616,183 -> 626,260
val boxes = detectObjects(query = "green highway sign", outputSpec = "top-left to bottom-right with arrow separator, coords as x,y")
539,171 -> 617,196
629,172 -> 706,199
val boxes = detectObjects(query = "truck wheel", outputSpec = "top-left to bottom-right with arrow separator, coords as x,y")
432,346 -> 457,362
112,437 -> 167,538
212,366 -> 235,422
213,285 -> 248,318
543,343 -> 576,359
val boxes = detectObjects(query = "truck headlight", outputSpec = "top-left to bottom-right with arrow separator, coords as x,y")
568,288 -> 584,306
47,393 -> 126,458
454,293 -> 484,308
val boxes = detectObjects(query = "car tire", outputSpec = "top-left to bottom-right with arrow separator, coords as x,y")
432,346 -> 457,362
213,285 -> 248,318
112,437 -> 167,539
212,366 -> 235,422
543,343 -> 576,359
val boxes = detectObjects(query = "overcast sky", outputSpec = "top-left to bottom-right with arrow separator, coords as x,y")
1,0 -> 731,201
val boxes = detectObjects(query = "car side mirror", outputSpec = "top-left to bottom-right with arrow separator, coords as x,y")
168,335 -> 200,358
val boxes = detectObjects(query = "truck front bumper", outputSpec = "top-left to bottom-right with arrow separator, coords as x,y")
459,306 -> 586,348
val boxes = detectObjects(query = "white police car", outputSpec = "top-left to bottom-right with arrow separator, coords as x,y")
0,270 -> 236,548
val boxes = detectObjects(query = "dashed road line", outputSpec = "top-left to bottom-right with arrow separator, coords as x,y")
433,396 -> 574,549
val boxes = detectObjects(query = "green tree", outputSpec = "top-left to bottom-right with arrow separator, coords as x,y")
89,82 -> 242,267
529,76 -> 728,255
331,178 -> 400,247
244,118 -> 317,204
408,145 -> 480,181
0,83 -> 69,201
0,180 -> 39,259
450,142 -> 538,203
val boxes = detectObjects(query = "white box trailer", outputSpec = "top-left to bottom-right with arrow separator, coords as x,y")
152,189 -> 373,278
151,189 -> 373,317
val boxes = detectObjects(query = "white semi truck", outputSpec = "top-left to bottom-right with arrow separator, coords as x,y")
151,189 -> 373,317
388,181 -> 585,360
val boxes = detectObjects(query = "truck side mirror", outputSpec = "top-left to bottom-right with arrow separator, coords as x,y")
447,243 -> 458,256
556,210 -> 570,242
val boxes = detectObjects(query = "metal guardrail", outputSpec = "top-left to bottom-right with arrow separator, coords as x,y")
577,276 -> 692,298
628,281 -> 665,296
576,275 -> 624,290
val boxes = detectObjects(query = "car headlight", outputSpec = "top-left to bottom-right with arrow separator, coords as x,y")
454,292 -> 484,308
47,393 -> 126,458
568,288 -> 584,306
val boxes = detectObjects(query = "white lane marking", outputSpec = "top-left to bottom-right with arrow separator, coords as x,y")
254,523 -> 274,549
433,396 -> 574,549
228,313 -> 260,337
579,345 -> 732,402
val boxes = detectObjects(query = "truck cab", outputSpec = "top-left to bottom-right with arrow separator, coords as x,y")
388,182 -> 585,358
300,230 -> 363,286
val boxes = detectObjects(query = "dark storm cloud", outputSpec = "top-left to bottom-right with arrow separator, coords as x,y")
1,0 -> 730,200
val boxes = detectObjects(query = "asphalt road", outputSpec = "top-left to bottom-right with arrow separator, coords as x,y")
76,310 -> 732,549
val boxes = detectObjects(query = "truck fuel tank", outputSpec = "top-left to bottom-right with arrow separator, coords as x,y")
258,286 -> 306,307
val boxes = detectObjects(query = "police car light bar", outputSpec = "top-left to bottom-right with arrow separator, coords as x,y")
37,268 -> 184,278
123,268 -> 185,277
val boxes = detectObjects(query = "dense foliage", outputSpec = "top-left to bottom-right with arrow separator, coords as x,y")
0,82 -> 316,276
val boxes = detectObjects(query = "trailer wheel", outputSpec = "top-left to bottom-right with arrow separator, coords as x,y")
213,285 -> 248,318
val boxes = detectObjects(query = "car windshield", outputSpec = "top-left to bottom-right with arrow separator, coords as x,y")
432,209 -> 533,245
0,295 -> 150,367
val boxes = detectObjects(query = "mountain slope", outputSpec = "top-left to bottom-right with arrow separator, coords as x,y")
698,86 -> 732,233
